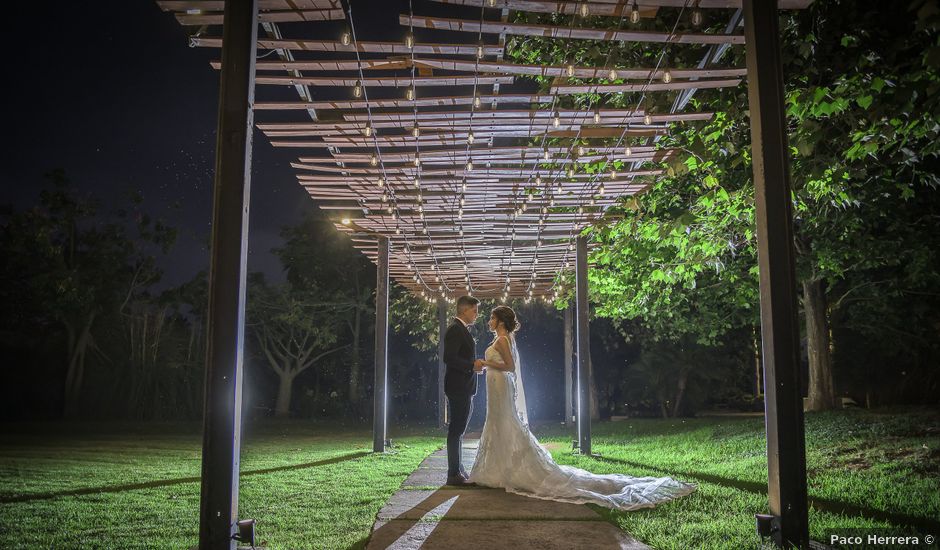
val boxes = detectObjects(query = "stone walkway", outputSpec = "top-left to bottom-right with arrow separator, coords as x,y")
366,439 -> 651,550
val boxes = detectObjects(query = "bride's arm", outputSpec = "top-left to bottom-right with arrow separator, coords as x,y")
483,338 -> 515,372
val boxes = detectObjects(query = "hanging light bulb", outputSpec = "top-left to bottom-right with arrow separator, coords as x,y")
405,87 -> 415,101
549,196 -> 555,207
535,174 -> 541,185
599,183 -> 606,195
578,205 -> 584,214
630,1 -> 641,24
473,95 -> 482,109
644,113 -> 653,125
353,80 -> 362,98
593,110 -> 601,124
466,160 -> 474,172
370,153 -> 378,166
609,168 -> 616,179
413,155 -> 421,167
662,68 -> 673,84
378,177 -> 385,188
467,131 -> 475,144
579,2 -> 589,17
625,145 -> 633,156
577,145 -> 585,156
341,30 -> 351,45
566,63 -> 574,77
543,149 -> 551,161
609,68 -> 618,80
363,123 -> 373,137
567,167 -> 574,178
691,8 -> 704,27
412,125 -> 420,137
553,111 -> 560,127
405,32 -> 414,49
414,177 -> 420,188
477,43 -> 485,59
488,0 -> 497,6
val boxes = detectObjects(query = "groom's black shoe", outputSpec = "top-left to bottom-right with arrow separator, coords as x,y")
445,474 -> 476,487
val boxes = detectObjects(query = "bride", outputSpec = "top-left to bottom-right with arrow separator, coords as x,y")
467,305 -> 698,511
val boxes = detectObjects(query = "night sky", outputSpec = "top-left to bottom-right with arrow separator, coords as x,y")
3,0 -> 574,422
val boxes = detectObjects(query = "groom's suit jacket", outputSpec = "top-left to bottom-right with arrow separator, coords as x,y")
443,318 -> 478,397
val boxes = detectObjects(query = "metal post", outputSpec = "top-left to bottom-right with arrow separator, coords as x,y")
563,304 -> 574,427
575,235 -> 591,455
743,1 -> 810,548
198,0 -> 257,548
437,300 -> 448,429
373,236 -> 390,453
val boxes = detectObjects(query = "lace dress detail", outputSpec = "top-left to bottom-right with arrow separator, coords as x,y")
468,335 -> 698,511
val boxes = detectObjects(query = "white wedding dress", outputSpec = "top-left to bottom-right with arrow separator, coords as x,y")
468,334 -> 698,511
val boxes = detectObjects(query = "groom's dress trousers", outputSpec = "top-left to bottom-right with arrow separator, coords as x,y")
443,318 -> 477,477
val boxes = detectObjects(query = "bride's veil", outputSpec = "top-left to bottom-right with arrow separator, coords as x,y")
510,335 -> 529,427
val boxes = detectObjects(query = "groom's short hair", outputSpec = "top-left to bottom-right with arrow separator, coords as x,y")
456,295 -> 480,314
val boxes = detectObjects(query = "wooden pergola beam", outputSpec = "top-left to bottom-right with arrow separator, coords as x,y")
400,14 -> 745,45
254,75 -> 514,87
192,37 -> 504,56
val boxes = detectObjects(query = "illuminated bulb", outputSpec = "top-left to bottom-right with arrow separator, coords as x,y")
577,145 -> 585,156
609,68 -> 618,80
567,167 -> 574,178
630,1 -> 641,24
467,131 -> 475,144
535,174 -> 541,185
370,153 -> 377,166
341,217 -> 351,225
578,205 -> 584,214
363,124 -> 373,137
599,183 -> 606,195
412,126 -> 420,137
405,33 -> 414,49
549,196 -> 555,206
579,2 -> 589,17
625,145 -> 633,156
414,177 -> 420,188
590,197 -> 596,206
543,149 -> 551,161
662,69 -> 673,84
353,80 -> 362,98
553,112 -> 560,127
406,87 -> 415,101
593,110 -> 601,124
488,0 -> 496,6
566,64 -> 574,77
466,160 -> 474,172
473,95 -> 482,108
413,155 -> 421,167
378,177 -> 384,188
644,113 -> 653,125
691,9 -> 704,27
341,30 -> 351,45
477,43 -> 484,59
609,168 -> 616,179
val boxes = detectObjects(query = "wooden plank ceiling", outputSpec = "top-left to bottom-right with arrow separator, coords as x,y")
157,0 -> 812,301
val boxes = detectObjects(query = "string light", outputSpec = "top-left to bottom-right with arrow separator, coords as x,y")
378,177 -> 384,188
413,154 -> 421,167
609,68 -> 618,80
467,131 -> 475,144
625,145 -> 633,156
405,32 -> 414,49
566,63 -> 574,77
662,68 -> 673,84
466,160 -> 474,172
412,125 -> 420,137
406,87 -> 415,101
644,113 -> 653,125
691,5 -> 704,27
630,1 -> 641,24
353,80 -> 362,98
543,149 -> 551,161
473,95 -> 482,108
553,111 -> 561,127
593,110 -> 601,124
370,153 -> 378,166
477,43 -> 485,59
579,2 -> 589,17
341,29 -> 351,45
363,123 -> 373,137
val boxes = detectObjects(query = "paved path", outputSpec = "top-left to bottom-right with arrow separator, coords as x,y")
366,439 -> 651,550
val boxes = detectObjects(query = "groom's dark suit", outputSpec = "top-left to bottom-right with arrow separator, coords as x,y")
442,317 -> 478,478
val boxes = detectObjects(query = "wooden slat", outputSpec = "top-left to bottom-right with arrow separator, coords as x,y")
176,9 -> 343,25
157,0 -> 337,10
411,58 -> 747,80
192,37 -> 504,56
550,77 -> 743,93
427,0 -> 813,12
254,75 -> 513,86
254,94 -> 555,110
400,15 -> 746,45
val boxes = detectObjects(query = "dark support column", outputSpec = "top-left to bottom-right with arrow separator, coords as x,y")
198,0 -> 257,548
373,236 -> 390,453
437,300 -> 448,429
743,1 -> 810,548
575,235 -> 591,455
563,304 -> 574,428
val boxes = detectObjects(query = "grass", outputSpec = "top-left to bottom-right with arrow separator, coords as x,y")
0,407 -> 936,549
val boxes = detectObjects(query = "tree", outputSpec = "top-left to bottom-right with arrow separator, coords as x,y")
247,276 -> 347,417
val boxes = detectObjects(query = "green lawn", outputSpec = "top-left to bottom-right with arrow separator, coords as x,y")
0,407 -> 936,549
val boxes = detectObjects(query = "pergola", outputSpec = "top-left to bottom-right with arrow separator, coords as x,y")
156,1 -> 814,548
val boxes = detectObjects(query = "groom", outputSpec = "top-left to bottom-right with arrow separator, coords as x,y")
442,295 -> 484,486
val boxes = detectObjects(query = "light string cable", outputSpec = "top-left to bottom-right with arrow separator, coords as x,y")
346,0 -> 436,297
552,0 -> 693,300
405,0 -> 454,302
528,2 -> 630,302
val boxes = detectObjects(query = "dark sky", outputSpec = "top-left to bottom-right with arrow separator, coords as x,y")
2,0 -> 399,288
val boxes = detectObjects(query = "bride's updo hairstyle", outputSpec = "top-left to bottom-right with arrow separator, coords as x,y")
491,305 -> 521,334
